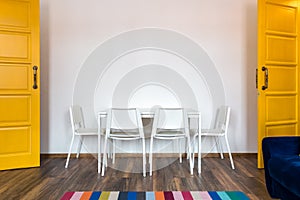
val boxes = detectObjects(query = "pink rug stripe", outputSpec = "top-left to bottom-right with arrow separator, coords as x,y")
70,192 -> 83,200
172,191 -> 184,200
199,191 -> 212,199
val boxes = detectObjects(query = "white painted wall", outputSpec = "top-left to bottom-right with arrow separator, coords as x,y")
40,0 -> 257,153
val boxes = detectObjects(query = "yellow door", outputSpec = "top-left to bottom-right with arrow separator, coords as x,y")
0,0 -> 40,170
257,0 -> 299,168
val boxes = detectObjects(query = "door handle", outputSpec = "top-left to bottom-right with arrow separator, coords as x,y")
33,66 -> 38,89
262,66 -> 268,90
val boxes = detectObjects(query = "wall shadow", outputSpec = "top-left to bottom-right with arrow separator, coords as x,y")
40,1 -> 50,153
245,2 -> 258,152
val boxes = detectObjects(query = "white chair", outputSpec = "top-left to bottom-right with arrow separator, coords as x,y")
192,106 -> 235,174
65,105 -> 104,173
101,108 -> 146,177
149,108 -> 193,176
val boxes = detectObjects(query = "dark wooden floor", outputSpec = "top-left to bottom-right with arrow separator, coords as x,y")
0,154 -> 275,200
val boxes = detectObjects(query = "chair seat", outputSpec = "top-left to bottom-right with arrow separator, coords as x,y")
190,128 -> 225,136
201,128 -> 225,136
110,128 -> 141,138
109,132 -> 141,139
111,128 -> 139,133
155,129 -> 186,138
76,128 -> 97,133
75,128 -> 105,135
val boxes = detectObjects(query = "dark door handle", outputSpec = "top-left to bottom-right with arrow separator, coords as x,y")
33,66 -> 38,89
262,66 -> 268,90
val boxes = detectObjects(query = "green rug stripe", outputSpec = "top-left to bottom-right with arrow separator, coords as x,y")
226,191 -> 249,200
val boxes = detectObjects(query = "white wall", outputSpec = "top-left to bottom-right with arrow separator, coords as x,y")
40,0 -> 258,153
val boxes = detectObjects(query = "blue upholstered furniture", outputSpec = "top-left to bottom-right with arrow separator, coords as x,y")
262,136 -> 300,200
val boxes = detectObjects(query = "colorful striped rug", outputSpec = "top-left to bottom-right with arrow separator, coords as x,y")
60,191 -> 250,200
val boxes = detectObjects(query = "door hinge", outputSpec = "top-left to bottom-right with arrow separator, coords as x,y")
256,68 -> 258,89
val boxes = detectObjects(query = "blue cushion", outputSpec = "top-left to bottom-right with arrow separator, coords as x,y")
268,155 -> 300,198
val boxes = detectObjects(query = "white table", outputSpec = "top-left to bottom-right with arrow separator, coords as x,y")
97,109 -> 201,174
97,109 -> 200,135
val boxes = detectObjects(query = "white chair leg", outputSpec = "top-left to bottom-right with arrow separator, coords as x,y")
224,135 -> 235,169
112,140 -> 116,164
149,137 -> 154,176
187,135 -> 193,175
76,136 -> 83,158
191,134 -> 197,168
98,135 -> 101,173
101,137 -> 108,176
198,134 -> 201,175
104,140 -> 110,167
65,135 -> 75,168
186,137 -> 190,160
179,139 -> 182,163
142,138 -> 146,177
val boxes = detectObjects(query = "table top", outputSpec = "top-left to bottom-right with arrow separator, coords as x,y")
98,109 -> 200,118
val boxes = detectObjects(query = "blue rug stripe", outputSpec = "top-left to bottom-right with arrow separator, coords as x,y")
146,191 -> 155,200
216,191 -> 231,200
118,191 -> 128,200
208,191 -> 222,200
90,191 -> 101,200
127,191 -> 137,200
136,192 -> 146,200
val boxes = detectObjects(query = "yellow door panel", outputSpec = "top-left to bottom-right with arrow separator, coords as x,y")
0,126 -> 39,169
0,32 -> 30,60
257,0 -> 299,168
0,96 -> 30,125
266,96 -> 296,122
267,66 -> 296,91
266,3 -> 297,33
0,64 -> 29,90
0,127 -> 31,155
266,124 -> 297,136
266,36 -> 296,63
0,0 -> 40,171
0,0 -> 30,29
265,0 -> 298,6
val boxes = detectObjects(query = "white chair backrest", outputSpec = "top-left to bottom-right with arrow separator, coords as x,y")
106,108 -> 144,137
152,108 -> 189,137
69,105 -> 85,131
214,106 -> 231,132
155,108 -> 186,129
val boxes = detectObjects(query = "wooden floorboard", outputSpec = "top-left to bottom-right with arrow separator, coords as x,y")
0,154 -> 274,200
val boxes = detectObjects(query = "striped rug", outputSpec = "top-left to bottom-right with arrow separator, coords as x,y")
60,191 -> 250,200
